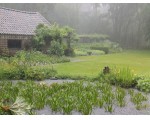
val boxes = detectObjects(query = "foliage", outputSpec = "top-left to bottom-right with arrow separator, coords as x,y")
13,50 -> 51,65
0,80 -> 149,115
50,56 -> 70,64
12,50 -> 70,65
1,63 -> 57,80
64,48 -> 75,57
24,67 -> 57,80
33,23 -> 79,56
137,79 -> 150,93
32,24 -> 51,51
47,81 -> 112,114
0,48 -> 10,57
74,49 -> 87,56
63,26 -> 79,48
115,87 -> 126,107
79,34 -> 110,42
62,26 -> 79,56
47,41 -> 64,56
32,23 -> 67,52
73,40 -> 122,56
0,97 -> 32,115
0,50 -> 60,80
99,67 -> 137,88
91,46 -> 109,54
90,40 -> 122,54
74,49 -> 105,56
129,90 -> 148,110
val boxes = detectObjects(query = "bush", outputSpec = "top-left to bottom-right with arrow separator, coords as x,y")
47,41 -> 64,56
0,48 -> 10,57
64,48 -> 75,56
99,67 -> 137,88
0,54 -> 58,80
73,41 -> 122,55
11,50 -> 70,65
89,50 -> 105,55
91,46 -> 109,54
50,56 -> 70,64
24,67 -> 57,80
79,34 -> 110,42
1,65 -> 57,80
74,49 -> 105,56
2,65 -> 22,80
137,79 -> 150,93
13,50 -> 52,65
74,49 -> 87,56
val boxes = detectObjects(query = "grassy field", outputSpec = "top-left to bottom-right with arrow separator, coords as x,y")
54,50 -> 150,78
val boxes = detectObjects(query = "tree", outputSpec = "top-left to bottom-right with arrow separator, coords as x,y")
63,26 -> 79,49
32,24 -> 51,52
62,26 -> 79,56
142,4 -> 150,42
108,3 -> 145,48
32,23 -> 65,53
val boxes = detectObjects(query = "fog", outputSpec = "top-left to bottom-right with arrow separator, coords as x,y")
1,3 -> 150,49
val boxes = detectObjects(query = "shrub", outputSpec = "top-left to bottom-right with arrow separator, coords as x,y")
91,46 -> 109,54
79,34 -> 110,42
74,49 -> 105,56
50,56 -> 70,64
64,48 -> 75,56
47,41 -> 64,56
74,49 -> 87,56
2,65 -> 22,80
24,67 -> 57,80
87,51 -> 92,55
0,48 -> 10,57
89,50 -> 105,55
0,55 -> 57,80
12,50 -> 70,65
13,50 -> 51,65
73,40 -> 122,55
137,79 -> 150,93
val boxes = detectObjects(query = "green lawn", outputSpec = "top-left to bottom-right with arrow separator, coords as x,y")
54,50 -> 150,78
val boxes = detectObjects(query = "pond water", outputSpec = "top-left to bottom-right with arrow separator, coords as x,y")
6,79 -> 150,115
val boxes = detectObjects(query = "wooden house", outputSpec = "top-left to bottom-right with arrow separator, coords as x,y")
0,7 -> 50,55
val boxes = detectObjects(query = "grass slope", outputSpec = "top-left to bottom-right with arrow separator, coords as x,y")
54,50 -> 150,78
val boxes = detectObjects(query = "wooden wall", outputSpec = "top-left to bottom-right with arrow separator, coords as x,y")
0,34 -> 33,55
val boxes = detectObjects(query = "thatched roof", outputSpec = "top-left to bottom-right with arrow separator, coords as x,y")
0,7 -> 50,35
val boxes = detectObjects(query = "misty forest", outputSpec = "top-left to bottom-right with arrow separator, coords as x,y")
0,3 -> 150,115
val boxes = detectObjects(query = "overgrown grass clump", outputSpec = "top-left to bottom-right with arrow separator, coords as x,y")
98,67 -> 138,88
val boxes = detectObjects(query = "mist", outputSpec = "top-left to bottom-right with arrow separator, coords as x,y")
0,3 -> 150,49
